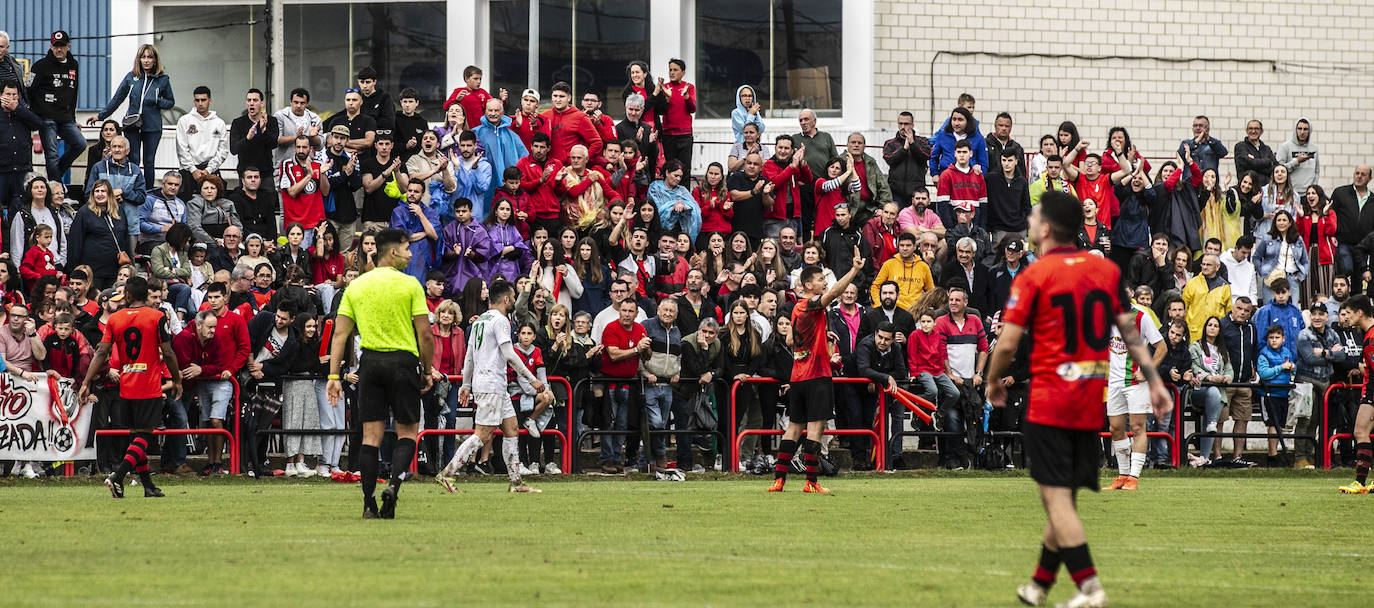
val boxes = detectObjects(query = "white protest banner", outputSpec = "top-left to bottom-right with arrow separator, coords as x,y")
0,374 -> 93,461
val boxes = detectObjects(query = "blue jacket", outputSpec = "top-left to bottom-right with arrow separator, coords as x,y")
1177,136 -> 1229,175
1253,235 -> 1309,285
1256,345 -> 1293,397
0,103 -> 41,173
929,128 -> 988,177
86,157 -> 147,206
98,72 -> 174,133
472,115 -> 528,208
1253,300 -> 1303,358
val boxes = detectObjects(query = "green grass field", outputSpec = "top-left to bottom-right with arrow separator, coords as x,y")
1,470 -> 1368,607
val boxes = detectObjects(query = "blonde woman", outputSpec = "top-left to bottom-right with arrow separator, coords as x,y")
66,179 -> 129,288
89,44 -> 174,188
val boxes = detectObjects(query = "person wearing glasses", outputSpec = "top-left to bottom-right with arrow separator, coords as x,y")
1177,115 -> 1228,175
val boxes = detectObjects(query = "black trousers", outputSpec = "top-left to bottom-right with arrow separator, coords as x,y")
94,387 -> 129,473
661,133 -> 694,176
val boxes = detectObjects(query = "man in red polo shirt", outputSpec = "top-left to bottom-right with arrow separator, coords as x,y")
599,298 -> 651,472
987,191 -> 1170,608
278,134 -> 331,247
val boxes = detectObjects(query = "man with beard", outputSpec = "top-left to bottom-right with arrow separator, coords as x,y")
819,204 -> 872,296
453,131 -> 492,221
864,280 -> 915,343
882,112 -> 932,205
278,135 -> 331,248
229,166 -> 280,243
405,130 -> 456,215
323,88 -> 377,154
322,125 -> 362,251
516,132 -> 564,237
673,268 -> 719,336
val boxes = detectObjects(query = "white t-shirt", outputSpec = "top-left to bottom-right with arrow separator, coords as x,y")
1109,305 -> 1163,387
466,308 -> 513,394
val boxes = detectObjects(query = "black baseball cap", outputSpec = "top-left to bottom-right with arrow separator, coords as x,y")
50,31 -> 70,46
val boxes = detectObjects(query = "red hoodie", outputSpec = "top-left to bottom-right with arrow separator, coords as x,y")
660,81 -> 696,136
761,158 -> 813,220
444,87 -> 492,128
906,328 -> 948,376
508,111 -> 548,153
516,154 -> 564,220
539,106 -> 603,164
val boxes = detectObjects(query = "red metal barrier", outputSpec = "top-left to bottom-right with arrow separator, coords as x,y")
406,375 -> 574,475
95,428 -> 238,475
228,377 -> 242,475
1323,383 -> 1358,469
729,377 -> 885,473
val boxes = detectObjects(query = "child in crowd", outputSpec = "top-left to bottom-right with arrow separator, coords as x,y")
1256,324 -> 1295,467
20,224 -> 59,292
907,310 -> 960,412
509,322 -> 555,474
41,312 -> 88,384
493,166 -> 531,239
425,271 -> 447,316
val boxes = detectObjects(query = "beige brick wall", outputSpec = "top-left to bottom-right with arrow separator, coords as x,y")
872,0 -> 1374,190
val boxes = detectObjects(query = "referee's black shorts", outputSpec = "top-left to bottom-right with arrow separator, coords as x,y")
1023,421 -> 1101,491
786,378 -> 835,424
357,349 -> 422,425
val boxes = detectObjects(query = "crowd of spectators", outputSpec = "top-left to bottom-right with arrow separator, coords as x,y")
0,30 -> 1367,477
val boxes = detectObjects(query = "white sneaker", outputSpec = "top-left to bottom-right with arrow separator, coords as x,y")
689,464 -> 706,474
285,462 -> 299,477
330,466 -> 345,475
1016,582 -> 1047,607
524,417 -> 541,438
544,463 -> 562,475
297,463 -> 316,478
529,462 -> 543,474
1205,421 -> 1218,433
316,465 -> 331,477
518,464 -> 535,476
1056,588 -> 1107,608
20,463 -> 38,479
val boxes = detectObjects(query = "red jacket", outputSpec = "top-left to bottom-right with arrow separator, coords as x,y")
694,185 -> 733,235
209,307 -> 250,374
761,158 -> 813,220
20,245 -> 58,292
539,106 -> 603,164
516,155 -> 564,220
906,329 -> 948,376
1297,210 -> 1338,265
172,327 -> 227,386
507,111 -> 548,153
660,81 -> 696,136
444,87 -> 492,128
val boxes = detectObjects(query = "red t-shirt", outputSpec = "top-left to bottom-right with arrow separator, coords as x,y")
600,320 -> 646,378
1362,327 -> 1374,399
790,296 -> 831,382
278,158 -> 326,229
1001,247 -> 1129,431
102,306 -> 171,399
310,249 -> 346,284
1073,173 -> 1118,230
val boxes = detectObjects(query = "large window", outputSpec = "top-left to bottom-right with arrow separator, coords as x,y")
156,3 -> 445,124
284,3 -> 447,117
695,0 -> 843,120
152,6 -> 267,121
489,0 -> 651,116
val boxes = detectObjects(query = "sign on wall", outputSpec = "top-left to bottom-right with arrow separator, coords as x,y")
0,375 -> 93,462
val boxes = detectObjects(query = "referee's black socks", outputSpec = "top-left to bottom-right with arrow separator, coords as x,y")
359,445 -> 380,499
390,438 -> 416,490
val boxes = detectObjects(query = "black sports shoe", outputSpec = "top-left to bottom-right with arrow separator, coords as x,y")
379,485 -> 398,519
363,497 -> 380,519
104,475 -> 124,499
473,461 -> 493,475
143,484 -> 165,498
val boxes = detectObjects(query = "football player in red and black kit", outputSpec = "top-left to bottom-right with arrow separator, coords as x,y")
1337,295 -> 1374,494
80,276 -> 183,499
986,192 -> 1170,608
767,246 -> 865,495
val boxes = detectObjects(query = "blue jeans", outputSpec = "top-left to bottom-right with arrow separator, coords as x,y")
913,372 -> 959,407
1147,411 -> 1174,464
39,119 -> 86,180
1337,243 -> 1355,279
600,387 -> 631,464
644,385 -> 674,457
197,380 -> 234,422
1192,386 -> 1223,458
162,395 -> 189,468
168,282 -> 192,314
437,386 -> 460,465
124,127 -> 162,188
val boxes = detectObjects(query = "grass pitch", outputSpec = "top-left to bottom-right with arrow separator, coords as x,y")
1,470 -> 1367,607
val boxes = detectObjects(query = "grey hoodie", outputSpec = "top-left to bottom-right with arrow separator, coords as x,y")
1276,118 -> 1319,192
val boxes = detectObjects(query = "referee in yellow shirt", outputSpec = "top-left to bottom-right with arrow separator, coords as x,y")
327,229 -> 435,519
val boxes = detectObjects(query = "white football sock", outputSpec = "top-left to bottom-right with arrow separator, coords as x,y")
502,437 -> 522,485
443,435 -> 483,476
1112,439 -> 1131,476
1130,452 -> 1146,478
